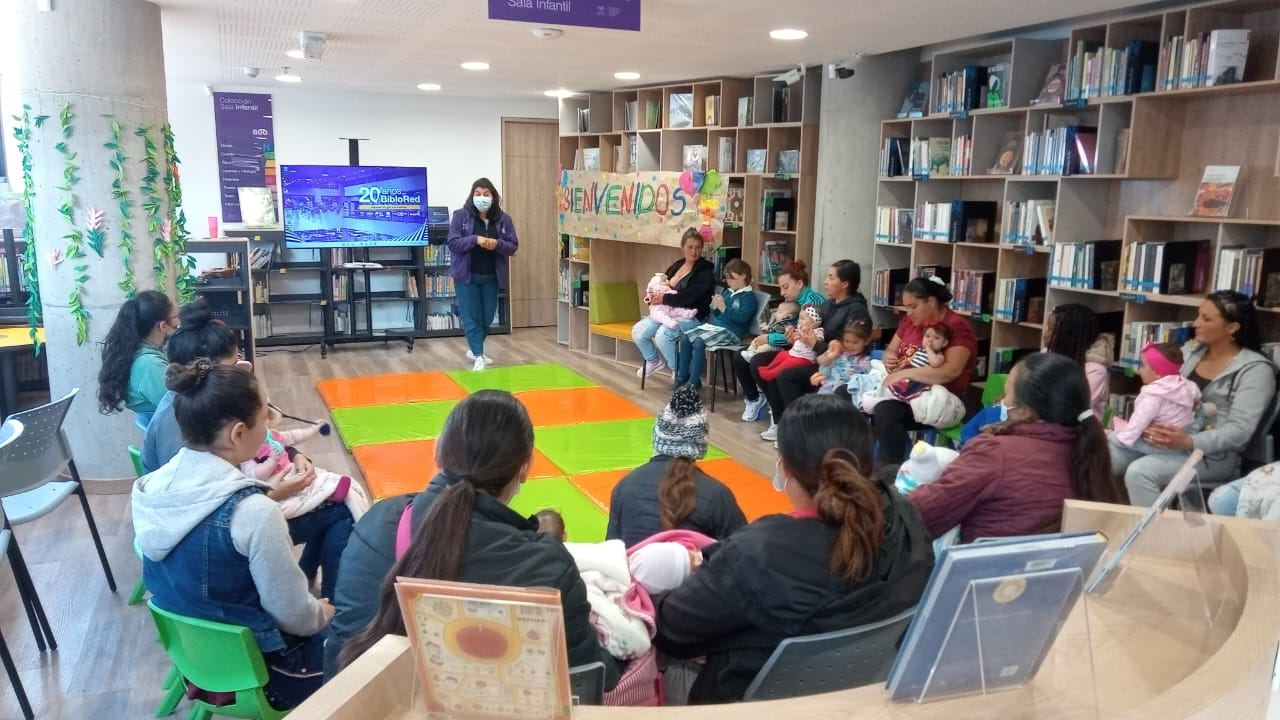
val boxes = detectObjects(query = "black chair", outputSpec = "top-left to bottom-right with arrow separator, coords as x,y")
568,661 -> 605,705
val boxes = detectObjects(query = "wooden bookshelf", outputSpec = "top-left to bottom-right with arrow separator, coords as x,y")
872,0 -> 1280,383
557,69 -> 822,369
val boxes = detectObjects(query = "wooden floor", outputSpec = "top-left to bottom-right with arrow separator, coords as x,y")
0,327 -> 778,719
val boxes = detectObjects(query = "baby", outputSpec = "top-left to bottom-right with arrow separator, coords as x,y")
242,405 -> 369,520
645,272 -> 698,330
758,304 -> 824,382
532,508 -> 567,541
628,542 -> 703,594
811,320 -> 876,395
888,323 -> 950,401
741,301 -> 799,361
1109,342 -> 1201,454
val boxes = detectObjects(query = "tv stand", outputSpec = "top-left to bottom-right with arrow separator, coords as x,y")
321,248 -> 415,358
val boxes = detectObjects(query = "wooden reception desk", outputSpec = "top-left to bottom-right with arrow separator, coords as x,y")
292,502 -> 1280,719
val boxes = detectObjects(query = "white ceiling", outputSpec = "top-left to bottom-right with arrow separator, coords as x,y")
155,0 -> 1174,98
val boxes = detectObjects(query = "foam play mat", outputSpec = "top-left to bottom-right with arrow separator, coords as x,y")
320,363 -> 786,542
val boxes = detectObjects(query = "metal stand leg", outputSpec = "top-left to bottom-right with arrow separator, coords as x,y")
69,461 -> 117,592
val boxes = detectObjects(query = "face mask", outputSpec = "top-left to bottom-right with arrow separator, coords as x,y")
473,195 -> 492,212
997,401 -> 1011,422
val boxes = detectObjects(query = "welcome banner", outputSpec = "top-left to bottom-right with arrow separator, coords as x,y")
557,170 -> 726,247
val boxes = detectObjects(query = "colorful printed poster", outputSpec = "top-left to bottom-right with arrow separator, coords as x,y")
212,92 -> 276,224
396,578 -> 572,720
557,170 -> 726,247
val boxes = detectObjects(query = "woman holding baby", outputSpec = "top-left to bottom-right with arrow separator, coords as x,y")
632,227 -> 717,379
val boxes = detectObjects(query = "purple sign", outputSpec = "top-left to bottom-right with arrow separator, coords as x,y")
488,0 -> 640,31
212,92 -> 276,224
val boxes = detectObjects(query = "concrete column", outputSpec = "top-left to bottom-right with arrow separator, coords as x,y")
15,0 -> 176,483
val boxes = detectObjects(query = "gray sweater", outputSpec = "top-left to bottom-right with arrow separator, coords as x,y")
1181,344 -> 1277,462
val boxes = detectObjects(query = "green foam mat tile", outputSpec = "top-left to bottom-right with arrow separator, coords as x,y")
534,418 -> 728,476
445,363 -> 597,394
330,399 -> 460,449
508,477 -> 608,544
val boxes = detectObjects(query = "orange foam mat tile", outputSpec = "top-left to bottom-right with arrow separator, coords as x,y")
517,386 -> 652,427
567,469 -> 629,514
697,458 -> 791,522
316,371 -> 467,409
353,439 -> 566,501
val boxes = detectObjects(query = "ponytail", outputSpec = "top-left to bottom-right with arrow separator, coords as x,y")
97,290 -> 174,414
339,480 -> 478,669
1071,415 -> 1120,504
658,458 -> 698,530
812,448 -> 885,582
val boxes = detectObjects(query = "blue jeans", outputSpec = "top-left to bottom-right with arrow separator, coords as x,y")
1208,478 -> 1242,516
676,337 -> 709,386
287,502 -> 354,600
657,318 -> 700,371
457,274 -> 499,357
632,317 -> 662,363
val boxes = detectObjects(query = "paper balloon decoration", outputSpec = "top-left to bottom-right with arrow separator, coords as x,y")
699,225 -> 715,245
691,171 -> 706,193
678,171 -> 695,196
700,170 -> 722,195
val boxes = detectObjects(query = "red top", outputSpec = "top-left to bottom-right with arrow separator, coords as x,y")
892,308 -> 979,394
789,506 -> 820,520
907,423 -> 1077,543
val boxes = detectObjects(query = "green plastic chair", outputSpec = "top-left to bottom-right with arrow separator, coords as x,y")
128,447 -> 148,606
147,601 -> 287,720
936,373 -> 1009,449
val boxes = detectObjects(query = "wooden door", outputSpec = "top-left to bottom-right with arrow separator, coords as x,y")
501,117 -> 558,328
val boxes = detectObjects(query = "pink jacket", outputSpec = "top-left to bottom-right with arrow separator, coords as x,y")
1113,374 -> 1201,446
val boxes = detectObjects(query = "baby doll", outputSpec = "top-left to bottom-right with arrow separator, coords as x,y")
1109,342 -> 1201,454
888,323 -> 951,401
758,304 -> 824,381
894,440 -> 960,494
242,405 -> 370,521
628,542 -> 704,595
645,272 -> 698,330
741,301 -> 798,361
811,320 -> 876,395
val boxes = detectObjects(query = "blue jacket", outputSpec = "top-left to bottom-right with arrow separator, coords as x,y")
710,288 -> 759,341
447,208 -> 518,287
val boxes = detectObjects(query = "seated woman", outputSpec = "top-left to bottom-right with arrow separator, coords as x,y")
1122,291 -> 1275,507
907,352 -> 1122,543
329,391 -> 620,689
607,384 -> 747,547
873,276 -> 978,463
734,260 -> 823,424
133,360 -> 332,710
632,228 -> 716,379
653,394 -> 933,704
96,290 -> 179,426
674,258 -> 758,389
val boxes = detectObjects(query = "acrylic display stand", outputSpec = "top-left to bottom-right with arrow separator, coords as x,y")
908,567 -> 1098,715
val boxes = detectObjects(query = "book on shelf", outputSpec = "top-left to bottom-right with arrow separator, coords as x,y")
682,144 -> 707,173
994,277 -> 1047,324
934,64 -> 988,115
897,80 -> 929,118
1031,63 -> 1066,105
1159,29 -> 1250,91
737,96 -> 753,126
248,245 -> 274,270
252,280 -> 268,304
1215,247 -> 1280,305
1191,165 -> 1241,218
985,63 -> 1008,108
914,265 -> 952,284
704,94 -> 720,126
874,206 -> 915,245
724,184 -> 746,225
880,137 -> 909,177
1049,240 -> 1122,290
424,311 -> 460,330
576,107 -> 590,133
1205,29 -> 1250,86
1070,40 -> 1160,98
765,194 -> 795,232
1114,129 -> 1131,175
332,274 -> 349,302
423,244 -> 451,265
1120,240 -> 1211,294
580,148 -> 601,171
669,93 -> 693,128
614,144 -> 630,173
745,148 -> 767,174
987,131 -> 1022,175
951,269 -> 996,315
1121,320 -> 1194,366
254,312 -> 271,339
908,137 -> 951,177
717,137 -> 735,173
628,135 -> 638,172
644,99 -> 660,130
404,272 -> 419,299
771,82 -> 790,122
913,201 -> 995,243
949,135 -> 972,176
623,99 -> 638,131
1023,123 -> 1097,176
760,239 -> 791,284
886,531 -> 1108,703
873,267 -> 910,307
777,149 -> 800,175
1066,40 -> 1103,101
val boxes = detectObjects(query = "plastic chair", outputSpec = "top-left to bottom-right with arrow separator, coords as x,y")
147,601 -> 287,720
568,661 -> 605,706
742,605 -> 916,701
127,446 -> 151,607
1,526 -> 34,720
933,373 -> 1008,448
708,290 -> 774,412
1241,374 -> 1280,474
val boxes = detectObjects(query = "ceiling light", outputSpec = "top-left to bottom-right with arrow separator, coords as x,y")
544,89 -> 577,99
614,71 -> 640,81
769,28 -> 808,40
275,67 -> 301,83
286,49 -> 305,59
461,61 -> 490,71
417,83 -> 442,91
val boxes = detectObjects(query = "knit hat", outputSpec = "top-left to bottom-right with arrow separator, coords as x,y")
629,542 -> 692,594
652,384 -> 709,460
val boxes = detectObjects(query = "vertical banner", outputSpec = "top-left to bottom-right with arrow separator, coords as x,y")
212,92 -> 276,224
488,0 -> 640,31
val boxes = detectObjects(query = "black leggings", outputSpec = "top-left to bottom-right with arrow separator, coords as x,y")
732,350 -> 815,422
873,399 -> 927,464
731,350 -> 777,402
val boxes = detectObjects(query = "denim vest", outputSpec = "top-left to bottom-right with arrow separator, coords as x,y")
143,486 -> 285,652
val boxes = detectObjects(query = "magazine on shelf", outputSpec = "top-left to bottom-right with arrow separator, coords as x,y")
395,578 -> 573,720
1191,165 -> 1241,218
887,531 -> 1108,702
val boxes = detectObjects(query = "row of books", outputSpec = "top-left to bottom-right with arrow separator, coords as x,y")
762,190 -> 794,232
906,137 -> 949,177
1064,39 -> 1158,101
1119,240 -> 1210,295
951,269 -> 995,315
934,64 -> 1008,114
1107,393 -> 1138,424
949,134 -> 973,176
993,277 -> 1046,324
1214,247 -> 1280,307
873,206 -> 915,245
872,267 -> 908,307
1120,320 -> 1194,366
1159,29 -> 1250,91
1003,200 -> 1055,245
913,201 -> 997,244
1023,125 -> 1097,175
759,239 -> 791,284
417,274 -> 456,298
1048,241 -> 1122,291
423,245 -> 451,266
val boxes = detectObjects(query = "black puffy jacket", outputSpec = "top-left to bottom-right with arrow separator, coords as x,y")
326,475 -> 620,687
653,486 -> 933,703
606,456 -> 747,547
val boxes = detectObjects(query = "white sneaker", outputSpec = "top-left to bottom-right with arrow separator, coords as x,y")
472,356 -> 486,372
636,357 -> 666,379
760,423 -> 778,441
465,350 -> 494,364
466,350 -> 477,361
741,396 -> 768,422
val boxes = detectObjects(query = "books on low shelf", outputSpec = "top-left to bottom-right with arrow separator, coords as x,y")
1215,247 -> 1280,306
880,137 -> 909,177
1049,240 -> 1122,290
874,206 -> 915,245
933,64 -> 989,115
762,189 -> 793,231
951,269 -> 996,315
1022,124 -> 1097,176
873,267 -> 909,307
913,201 -> 996,243
994,277 -> 1047,324
1003,200 -> 1054,245
1191,165 -> 1241,218
1159,28 -> 1250,91
950,135 -> 972,176
760,239 -> 791,284
1120,320 -> 1194,366
1119,239 -> 1211,294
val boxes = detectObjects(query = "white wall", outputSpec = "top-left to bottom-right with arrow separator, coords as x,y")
165,81 -> 557,231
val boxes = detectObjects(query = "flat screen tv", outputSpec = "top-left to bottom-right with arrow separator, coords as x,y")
281,164 -> 429,248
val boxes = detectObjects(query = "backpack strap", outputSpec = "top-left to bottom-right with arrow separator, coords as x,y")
395,501 -> 415,560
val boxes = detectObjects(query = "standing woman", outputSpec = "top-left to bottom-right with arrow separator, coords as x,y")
96,290 -> 180,426
734,260 -> 825,424
448,178 -> 519,372
632,228 -> 716,379
874,276 -> 978,464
